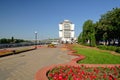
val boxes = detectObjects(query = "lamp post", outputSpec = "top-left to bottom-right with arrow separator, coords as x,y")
35,31 -> 37,49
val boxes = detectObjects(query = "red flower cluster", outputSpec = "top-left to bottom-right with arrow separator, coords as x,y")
0,49 -> 11,53
47,65 -> 120,80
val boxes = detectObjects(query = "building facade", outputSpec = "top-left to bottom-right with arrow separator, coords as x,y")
59,20 -> 75,43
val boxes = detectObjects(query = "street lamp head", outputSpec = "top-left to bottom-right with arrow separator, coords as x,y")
35,31 -> 37,34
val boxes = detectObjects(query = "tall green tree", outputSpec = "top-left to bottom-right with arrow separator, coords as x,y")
11,36 -> 14,43
81,20 -> 96,46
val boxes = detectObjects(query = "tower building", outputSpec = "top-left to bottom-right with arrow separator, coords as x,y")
59,20 -> 75,43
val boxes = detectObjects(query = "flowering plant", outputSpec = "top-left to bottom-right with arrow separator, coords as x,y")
0,49 -> 12,56
47,65 -> 120,80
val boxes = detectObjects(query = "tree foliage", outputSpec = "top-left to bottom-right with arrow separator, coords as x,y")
78,20 -> 96,46
79,7 -> 120,46
0,37 -> 26,44
98,8 -> 120,45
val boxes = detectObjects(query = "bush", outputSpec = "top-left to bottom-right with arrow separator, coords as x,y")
97,45 -> 120,53
48,44 -> 56,48
115,47 -> 120,53
97,45 -> 107,50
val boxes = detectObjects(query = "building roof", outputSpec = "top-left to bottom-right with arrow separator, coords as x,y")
60,20 -> 72,24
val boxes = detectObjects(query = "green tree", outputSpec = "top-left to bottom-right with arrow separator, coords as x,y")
0,38 -> 26,44
81,20 -> 96,46
15,39 -> 25,43
79,7 -> 120,46
97,8 -> 120,45
0,38 -> 11,44
78,32 -> 83,43
11,36 -> 14,43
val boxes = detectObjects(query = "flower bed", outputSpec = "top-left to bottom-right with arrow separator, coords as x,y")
47,65 -> 120,80
0,48 -> 35,57
0,49 -> 12,56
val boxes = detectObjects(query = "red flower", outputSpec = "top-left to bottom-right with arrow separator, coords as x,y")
47,65 -> 120,80
109,75 -> 113,80
53,76 -> 57,80
58,75 -> 63,80
48,73 -> 53,77
103,73 -> 107,79
81,70 -> 85,75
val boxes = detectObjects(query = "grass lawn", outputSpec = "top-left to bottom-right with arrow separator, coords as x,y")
73,45 -> 120,64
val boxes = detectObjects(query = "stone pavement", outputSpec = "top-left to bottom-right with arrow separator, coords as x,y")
0,46 -> 76,80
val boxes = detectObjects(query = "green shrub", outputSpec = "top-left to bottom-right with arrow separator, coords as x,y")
97,45 -> 120,53
97,45 -> 107,50
48,44 -> 55,48
115,47 -> 120,53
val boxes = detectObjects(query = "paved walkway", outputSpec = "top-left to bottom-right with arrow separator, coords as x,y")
0,46 -> 76,80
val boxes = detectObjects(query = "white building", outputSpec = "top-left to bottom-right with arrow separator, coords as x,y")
59,20 -> 75,43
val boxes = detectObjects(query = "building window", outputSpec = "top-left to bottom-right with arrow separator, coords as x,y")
64,24 -> 70,30
64,31 -> 71,38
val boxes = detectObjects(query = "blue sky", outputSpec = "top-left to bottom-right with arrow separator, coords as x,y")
0,0 -> 120,40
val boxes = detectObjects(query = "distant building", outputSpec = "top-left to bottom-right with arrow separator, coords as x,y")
59,20 -> 75,43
